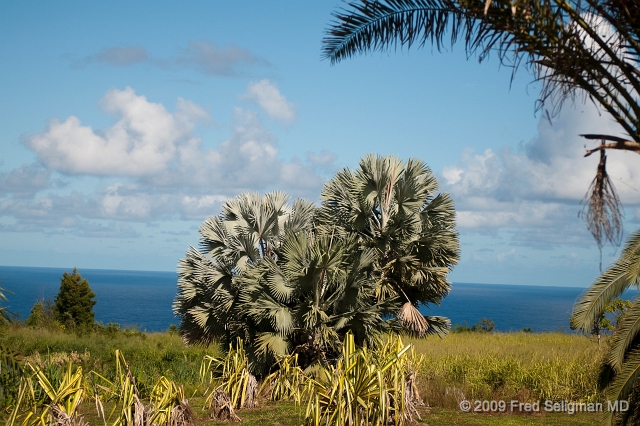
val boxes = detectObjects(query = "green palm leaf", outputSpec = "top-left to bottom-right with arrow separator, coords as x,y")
323,0 -> 469,63
604,348 -> 640,425
572,230 -> 640,332
255,332 -> 290,357
608,296 -> 640,372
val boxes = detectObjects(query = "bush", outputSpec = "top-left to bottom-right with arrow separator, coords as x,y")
25,299 -> 61,330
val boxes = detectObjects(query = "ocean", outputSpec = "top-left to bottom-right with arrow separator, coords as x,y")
0,265 -> 586,333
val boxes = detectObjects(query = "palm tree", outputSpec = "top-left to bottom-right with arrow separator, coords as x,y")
318,154 -> 460,336
173,192 -> 315,348
323,0 -> 640,249
572,230 -> 640,425
324,2 -> 640,421
175,191 -> 397,373
238,229 -> 395,371
174,155 -> 460,374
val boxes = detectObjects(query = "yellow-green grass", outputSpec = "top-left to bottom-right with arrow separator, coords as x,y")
1,325 -> 220,395
409,332 -> 604,409
424,408 -> 600,426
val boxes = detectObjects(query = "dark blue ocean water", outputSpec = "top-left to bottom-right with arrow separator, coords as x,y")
423,283 -> 585,332
0,266 -> 177,332
0,265 -> 587,332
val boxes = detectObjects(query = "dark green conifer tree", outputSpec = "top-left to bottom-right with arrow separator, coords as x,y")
54,268 -> 96,328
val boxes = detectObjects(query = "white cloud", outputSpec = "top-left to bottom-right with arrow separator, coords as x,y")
443,103 -> 640,248
0,164 -> 53,197
26,87 -> 208,176
242,80 -> 296,123
80,41 -> 268,77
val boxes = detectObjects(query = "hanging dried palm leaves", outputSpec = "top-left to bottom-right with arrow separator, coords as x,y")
580,141 -> 623,250
397,302 -> 429,336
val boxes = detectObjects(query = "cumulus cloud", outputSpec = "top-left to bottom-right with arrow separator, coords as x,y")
25,87 -> 208,176
442,103 -> 640,248
177,41 -> 269,76
242,80 -> 296,123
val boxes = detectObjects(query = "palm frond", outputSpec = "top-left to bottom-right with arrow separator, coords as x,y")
604,348 -> 640,425
255,332 -> 290,357
423,315 -> 451,337
397,302 -> 430,336
324,0 -> 640,155
323,0 -> 468,63
285,199 -> 316,233
581,149 -> 624,249
608,296 -> 640,372
572,229 -> 640,332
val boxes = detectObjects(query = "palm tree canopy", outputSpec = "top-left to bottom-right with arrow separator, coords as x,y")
174,192 -> 316,347
324,0 -> 640,140
319,154 -> 460,335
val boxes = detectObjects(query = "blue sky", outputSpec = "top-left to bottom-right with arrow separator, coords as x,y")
1,1 -> 639,287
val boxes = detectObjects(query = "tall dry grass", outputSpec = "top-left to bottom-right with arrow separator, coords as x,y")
409,332 -> 603,408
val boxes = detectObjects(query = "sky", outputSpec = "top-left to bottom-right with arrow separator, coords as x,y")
1,1 -> 639,287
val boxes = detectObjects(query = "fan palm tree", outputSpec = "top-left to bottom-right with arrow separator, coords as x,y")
175,191 -> 398,374
572,230 -> 640,425
173,192 -> 315,348
238,229 -> 396,372
175,155 -> 460,374
318,154 -> 460,336
323,0 -> 640,249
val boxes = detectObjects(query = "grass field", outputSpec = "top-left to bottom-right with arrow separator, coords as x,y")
1,326 -> 606,425
410,332 -> 603,409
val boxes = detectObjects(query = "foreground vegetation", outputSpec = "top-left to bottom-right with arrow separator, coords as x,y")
0,325 -> 605,425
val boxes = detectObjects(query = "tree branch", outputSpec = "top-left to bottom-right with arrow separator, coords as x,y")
581,134 -> 640,157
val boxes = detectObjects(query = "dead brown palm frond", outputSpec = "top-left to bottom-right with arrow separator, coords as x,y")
168,401 -> 194,426
397,302 -> 429,336
49,404 -> 89,426
209,389 -> 241,422
580,144 -> 624,251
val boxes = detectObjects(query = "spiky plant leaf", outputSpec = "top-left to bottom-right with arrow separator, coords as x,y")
607,296 -> 640,372
604,348 -> 640,426
572,230 -> 640,333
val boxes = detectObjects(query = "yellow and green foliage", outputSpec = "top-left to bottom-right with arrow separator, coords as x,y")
305,333 -> 418,426
7,350 -> 193,426
148,377 -> 192,426
200,339 -> 257,411
0,326 -> 608,426
92,350 -> 193,426
260,354 -> 305,404
8,361 -> 88,426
